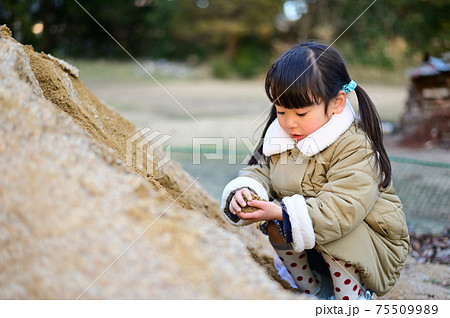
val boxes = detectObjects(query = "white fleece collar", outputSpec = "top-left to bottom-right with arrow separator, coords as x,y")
262,100 -> 356,157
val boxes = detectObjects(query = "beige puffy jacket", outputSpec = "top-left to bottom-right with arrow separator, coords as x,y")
221,102 -> 410,296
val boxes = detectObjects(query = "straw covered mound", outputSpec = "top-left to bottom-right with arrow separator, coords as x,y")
0,25 -> 297,299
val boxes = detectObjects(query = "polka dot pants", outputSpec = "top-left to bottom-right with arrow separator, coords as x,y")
322,253 -> 363,300
274,248 -> 320,294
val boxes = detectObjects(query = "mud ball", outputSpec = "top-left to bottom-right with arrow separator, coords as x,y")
240,192 -> 267,213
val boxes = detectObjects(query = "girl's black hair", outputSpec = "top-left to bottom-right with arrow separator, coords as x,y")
248,42 -> 392,188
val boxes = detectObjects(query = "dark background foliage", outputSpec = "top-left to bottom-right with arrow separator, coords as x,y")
1,0 -> 448,77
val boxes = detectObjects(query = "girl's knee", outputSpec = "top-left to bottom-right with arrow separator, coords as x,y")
267,221 -> 286,244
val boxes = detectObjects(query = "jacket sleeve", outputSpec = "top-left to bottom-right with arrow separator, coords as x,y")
306,134 -> 380,245
221,161 -> 275,226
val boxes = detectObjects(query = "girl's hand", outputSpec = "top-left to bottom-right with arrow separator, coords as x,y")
236,200 -> 283,222
229,188 -> 253,214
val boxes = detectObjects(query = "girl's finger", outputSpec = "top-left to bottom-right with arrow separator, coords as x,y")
230,197 -> 241,213
234,192 -> 247,207
247,199 -> 266,208
242,189 -> 253,201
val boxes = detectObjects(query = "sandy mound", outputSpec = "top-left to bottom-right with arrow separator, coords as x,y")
0,25 -> 298,299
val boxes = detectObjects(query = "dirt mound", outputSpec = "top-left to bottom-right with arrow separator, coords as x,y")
21,30 -> 214,217
0,25 -> 295,299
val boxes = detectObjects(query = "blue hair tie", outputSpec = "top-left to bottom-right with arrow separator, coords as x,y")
342,80 -> 357,93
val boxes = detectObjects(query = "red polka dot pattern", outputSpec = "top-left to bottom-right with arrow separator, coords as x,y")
277,249 -> 319,294
323,253 -> 361,300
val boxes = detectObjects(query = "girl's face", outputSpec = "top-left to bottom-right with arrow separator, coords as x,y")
275,92 -> 346,142
275,102 -> 332,141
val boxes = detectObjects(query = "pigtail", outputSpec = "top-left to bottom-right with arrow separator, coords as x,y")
355,85 -> 392,188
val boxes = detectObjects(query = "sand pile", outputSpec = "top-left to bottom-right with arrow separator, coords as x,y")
0,25 -> 296,299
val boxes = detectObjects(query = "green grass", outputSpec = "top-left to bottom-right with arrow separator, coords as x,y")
66,59 -> 142,82
66,59 -> 208,83
67,58 -> 411,86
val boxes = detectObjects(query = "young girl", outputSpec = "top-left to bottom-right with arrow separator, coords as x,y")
221,42 -> 410,300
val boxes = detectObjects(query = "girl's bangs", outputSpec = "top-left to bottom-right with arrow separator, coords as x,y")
267,80 -> 324,109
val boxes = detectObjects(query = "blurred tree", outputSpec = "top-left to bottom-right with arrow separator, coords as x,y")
275,0 -> 339,45
0,0 -> 448,75
1,0 -> 36,47
57,0 -> 159,57
322,0 -> 448,68
337,0 -> 397,68
277,0 -> 449,69
172,0 -> 281,60
0,0 -> 171,57
390,0 -> 449,57
170,0 -> 282,76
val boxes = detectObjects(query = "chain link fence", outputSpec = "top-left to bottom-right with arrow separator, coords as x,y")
390,157 -> 450,235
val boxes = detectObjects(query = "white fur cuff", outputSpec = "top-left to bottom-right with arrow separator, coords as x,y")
220,177 -> 269,226
282,194 -> 315,252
